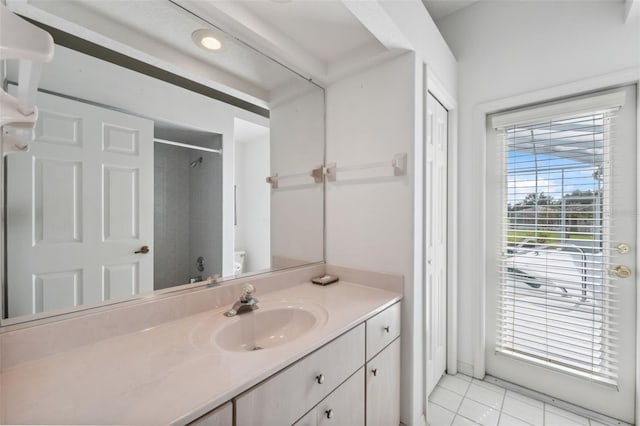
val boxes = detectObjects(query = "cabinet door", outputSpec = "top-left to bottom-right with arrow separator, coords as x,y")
188,402 -> 232,426
366,338 -> 400,426
317,368 -> 364,426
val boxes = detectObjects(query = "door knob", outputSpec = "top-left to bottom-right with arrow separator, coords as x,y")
612,265 -> 631,279
134,245 -> 150,254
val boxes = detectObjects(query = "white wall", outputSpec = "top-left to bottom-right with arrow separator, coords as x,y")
378,0 -> 457,100
326,53 -> 414,277
325,4 -> 458,424
327,52 -> 420,425
435,0 -> 640,374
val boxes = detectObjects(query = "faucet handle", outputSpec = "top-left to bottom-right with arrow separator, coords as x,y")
241,283 -> 256,301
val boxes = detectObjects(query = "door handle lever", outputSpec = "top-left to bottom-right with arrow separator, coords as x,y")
135,245 -> 150,254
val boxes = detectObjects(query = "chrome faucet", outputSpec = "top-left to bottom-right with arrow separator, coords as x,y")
224,283 -> 259,317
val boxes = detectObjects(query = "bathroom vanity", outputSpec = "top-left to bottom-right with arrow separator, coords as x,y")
195,301 -> 400,426
0,265 -> 402,425
233,302 -> 401,426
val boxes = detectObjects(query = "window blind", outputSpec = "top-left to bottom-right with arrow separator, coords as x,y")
494,94 -> 625,386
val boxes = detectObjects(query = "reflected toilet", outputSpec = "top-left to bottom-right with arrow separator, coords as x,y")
234,251 -> 246,274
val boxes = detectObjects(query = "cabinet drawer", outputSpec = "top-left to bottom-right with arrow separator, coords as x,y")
294,369 -> 365,426
366,302 -> 401,360
317,368 -> 365,426
236,323 -> 365,426
188,402 -> 232,426
366,338 -> 400,426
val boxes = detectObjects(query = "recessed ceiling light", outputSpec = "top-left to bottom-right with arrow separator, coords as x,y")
192,29 -> 223,52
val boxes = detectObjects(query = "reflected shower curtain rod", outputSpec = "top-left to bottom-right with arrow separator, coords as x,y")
153,137 -> 222,154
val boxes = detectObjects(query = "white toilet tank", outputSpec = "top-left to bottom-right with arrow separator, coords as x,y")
234,250 -> 246,274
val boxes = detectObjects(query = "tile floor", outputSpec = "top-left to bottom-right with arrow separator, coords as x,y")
428,374 -> 620,426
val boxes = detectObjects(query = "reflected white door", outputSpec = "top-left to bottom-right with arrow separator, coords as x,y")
7,90 -> 153,318
425,92 -> 448,396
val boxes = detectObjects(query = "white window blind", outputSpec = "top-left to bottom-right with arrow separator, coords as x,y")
493,92 -> 625,386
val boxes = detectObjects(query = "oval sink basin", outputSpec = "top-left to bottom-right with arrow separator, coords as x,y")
215,303 -> 327,352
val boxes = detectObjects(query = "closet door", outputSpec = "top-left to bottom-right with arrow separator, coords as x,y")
425,92 -> 448,397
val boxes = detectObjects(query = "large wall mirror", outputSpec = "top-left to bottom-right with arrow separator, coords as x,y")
2,0 -> 325,324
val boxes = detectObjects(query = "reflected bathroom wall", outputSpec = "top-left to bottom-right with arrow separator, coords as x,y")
270,85 -> 325,267
234,119 -> 270,274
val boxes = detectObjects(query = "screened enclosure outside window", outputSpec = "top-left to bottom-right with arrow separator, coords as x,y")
494,100 -> 622,385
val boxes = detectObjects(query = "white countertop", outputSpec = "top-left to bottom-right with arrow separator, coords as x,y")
0,281 -> 401,425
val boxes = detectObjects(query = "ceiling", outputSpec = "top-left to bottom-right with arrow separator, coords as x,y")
233,0 -> 376,64
11,0 -> 408,103
79,1 -> 295,90
178,0 -> 393,84
26,0 -> 296,97
422,0 -> 480,21
422,0 -> 628,22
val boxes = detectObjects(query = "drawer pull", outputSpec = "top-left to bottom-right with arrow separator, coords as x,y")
371,368 -> 378,376
383,325 -> 390,333
315,374 -> 325,384
325,409 -> 333,419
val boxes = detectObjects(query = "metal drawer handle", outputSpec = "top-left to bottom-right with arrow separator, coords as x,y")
383,325 -> 390,333
325,409 -> 333,419
371,368 -> 378,376
315,374 -> 324,384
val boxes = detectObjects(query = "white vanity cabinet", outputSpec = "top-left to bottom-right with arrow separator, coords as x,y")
189,402 -> 233,426
235,323 -> 366,426
202,302 -> 401,426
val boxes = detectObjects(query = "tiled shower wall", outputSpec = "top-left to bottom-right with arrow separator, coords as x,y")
153,140 -> 223,289
154,143 -> 191,289
188,148 -> 223,280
